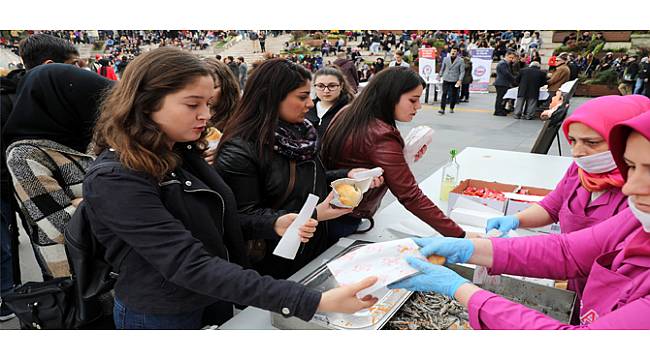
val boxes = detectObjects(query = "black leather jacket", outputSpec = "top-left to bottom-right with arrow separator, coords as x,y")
83,146 -> 320,322
215,137 -> 348,279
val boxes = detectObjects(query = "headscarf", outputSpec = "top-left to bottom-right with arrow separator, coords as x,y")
3,63 -> 114,153
608,110 -> 650,257
561,95 -> 650,192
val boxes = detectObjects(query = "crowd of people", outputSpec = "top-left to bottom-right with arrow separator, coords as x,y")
1,32 -> 650,331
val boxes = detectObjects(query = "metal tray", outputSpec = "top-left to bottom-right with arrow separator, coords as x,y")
448,264 -> 577,323
271,240 -> 414,330
272,240 -> 577,329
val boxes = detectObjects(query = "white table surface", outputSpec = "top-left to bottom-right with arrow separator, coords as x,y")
503,87 -> 550,101
220,147 -> 573,330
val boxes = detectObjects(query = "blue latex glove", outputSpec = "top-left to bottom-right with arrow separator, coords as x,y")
485,216 -> 520,236
413,237 -> 474,264
388,257 -> 470,297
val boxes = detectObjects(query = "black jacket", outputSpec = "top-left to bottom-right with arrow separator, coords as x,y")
215,138 -> 348,279
305,95 -> 350,140
638,62 -> 649,80
1,69 -> 26,200
83,147 -> 320,322
516,67 -> 547,99
494,60 -> 515,87
568,61 -> 579,81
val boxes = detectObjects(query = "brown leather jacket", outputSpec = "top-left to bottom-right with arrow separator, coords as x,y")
331,119 -> 465,237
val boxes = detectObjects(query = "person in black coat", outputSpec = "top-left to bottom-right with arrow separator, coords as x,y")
493,51 -> 516,116
85,48 -> 378,330
513,61 -> 547,120
567,54 -> 579,81
216,59 -> 380,280
305,67 -> 353,140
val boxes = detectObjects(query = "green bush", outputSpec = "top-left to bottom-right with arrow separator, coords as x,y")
584,69 -> 619,87
602,47 -> 631,53
424,38 -> 446,49
553,39 -> 607,56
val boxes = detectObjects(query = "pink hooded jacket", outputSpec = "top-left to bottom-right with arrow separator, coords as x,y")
468,109 -> 650,329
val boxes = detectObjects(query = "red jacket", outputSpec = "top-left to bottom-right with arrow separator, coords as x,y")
331,119 -> 465,237
97,65 -> 118,81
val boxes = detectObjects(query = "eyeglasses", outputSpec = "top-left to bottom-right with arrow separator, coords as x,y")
314,83 -> 341,92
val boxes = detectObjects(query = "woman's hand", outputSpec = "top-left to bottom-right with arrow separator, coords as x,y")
274,213 -> 318,243
316,191 -> 353,221
414,144 -> 428,162
71,197 -> 83,207
202,146 -> 217,166
387,257 -> 469,298
347,168 -> 384,189
317,276 -> 379,313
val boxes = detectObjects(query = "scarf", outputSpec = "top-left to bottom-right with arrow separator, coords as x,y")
3,63 -> 114,153
273,119 -> 319,161
577,167 -> 625,193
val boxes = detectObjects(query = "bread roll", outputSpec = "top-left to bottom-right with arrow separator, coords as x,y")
335,183 -> 362,206
427,254 -> 446,265
206,127 -> 222,142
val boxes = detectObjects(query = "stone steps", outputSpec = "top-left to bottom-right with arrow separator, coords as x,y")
217,34 -> 292,65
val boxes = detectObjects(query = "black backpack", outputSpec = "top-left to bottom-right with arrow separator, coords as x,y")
3,161 -> 130,329
64,160 -> 130,328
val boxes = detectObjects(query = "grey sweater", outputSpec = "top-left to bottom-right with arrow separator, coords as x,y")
439,55 -> 466,82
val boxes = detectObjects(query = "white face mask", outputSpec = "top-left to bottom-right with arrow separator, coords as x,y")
574,150 -> 618,174
628,197 -> 650,232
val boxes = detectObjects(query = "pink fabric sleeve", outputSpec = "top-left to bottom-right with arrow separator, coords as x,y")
488,224 -> 602,280
537,163 -> 575,223
468,290 -> 650,329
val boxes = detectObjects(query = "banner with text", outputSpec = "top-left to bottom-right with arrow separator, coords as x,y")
418,58 -> 437,81
469,48 -> 493,93
418,47 -> 437,81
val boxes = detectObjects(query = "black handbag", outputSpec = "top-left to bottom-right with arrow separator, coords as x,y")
3,277 -> 76,330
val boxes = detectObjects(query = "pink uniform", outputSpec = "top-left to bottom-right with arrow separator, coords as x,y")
538,162 -> 628,234
468,209 -> 650,329
537,95 -> 650,297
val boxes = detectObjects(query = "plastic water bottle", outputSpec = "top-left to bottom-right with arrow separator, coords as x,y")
440,149 -> 459,201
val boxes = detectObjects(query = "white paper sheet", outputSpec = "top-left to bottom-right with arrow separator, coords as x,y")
503,192 -> 545,203
350,167 -> 384,180
450,208 -> 495,228
272,194 -> 319,260
403,126 -> 434,164
326,238 -> 429,298
453,196 -> 503,216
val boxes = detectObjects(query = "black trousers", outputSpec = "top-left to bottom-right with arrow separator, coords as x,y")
494,86 -> 509,115
440,81 -> 458,111
460,83 -> 470,100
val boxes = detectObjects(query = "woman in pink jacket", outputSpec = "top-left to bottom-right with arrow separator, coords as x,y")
390,109 -> 650,329
487,95 -> 650,237
486,95 -> 650,300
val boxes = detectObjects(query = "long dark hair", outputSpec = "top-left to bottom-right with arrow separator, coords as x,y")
313,66 -> 353,103
94,47 -> 214,179
321,67 -> 425,168
203,58 -> 240,130
218,58 -> 312,159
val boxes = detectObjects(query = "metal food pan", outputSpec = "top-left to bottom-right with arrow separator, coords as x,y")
272,240 -> 413,330
447,264 -> 577,323
272,240 -> 577,329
